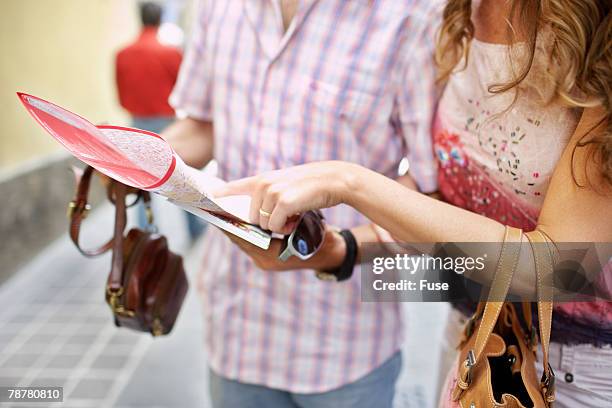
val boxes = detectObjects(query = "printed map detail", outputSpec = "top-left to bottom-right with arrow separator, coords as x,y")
18,92 -> 271,249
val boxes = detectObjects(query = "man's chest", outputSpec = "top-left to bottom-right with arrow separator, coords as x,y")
202,1 -> 410,104
202,1 -> 413,174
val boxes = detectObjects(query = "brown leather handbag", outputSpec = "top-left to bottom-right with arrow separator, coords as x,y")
68,166 -> 188,336
450,227 -> 556,408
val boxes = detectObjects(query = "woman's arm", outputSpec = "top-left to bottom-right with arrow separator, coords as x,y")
216,107 -> 612,295
214,175 -> 420,272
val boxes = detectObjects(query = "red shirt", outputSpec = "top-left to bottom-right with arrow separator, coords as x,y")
115,28 -> 182,117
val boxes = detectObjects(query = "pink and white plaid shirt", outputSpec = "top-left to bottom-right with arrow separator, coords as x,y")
170,0 -> 441,393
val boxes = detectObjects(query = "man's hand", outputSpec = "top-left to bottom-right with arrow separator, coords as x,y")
223,227 -> 346,272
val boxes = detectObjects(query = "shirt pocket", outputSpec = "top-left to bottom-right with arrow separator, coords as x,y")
302,76 -> 377,124
287,75 -> 380,162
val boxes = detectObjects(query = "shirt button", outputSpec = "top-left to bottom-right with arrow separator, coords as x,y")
565,373 -> 574,383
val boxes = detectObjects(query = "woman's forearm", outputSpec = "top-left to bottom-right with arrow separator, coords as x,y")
343,164 -> 506,243
341,165 -> 544,298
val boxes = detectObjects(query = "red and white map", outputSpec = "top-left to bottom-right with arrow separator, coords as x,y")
18,92 -> 271,249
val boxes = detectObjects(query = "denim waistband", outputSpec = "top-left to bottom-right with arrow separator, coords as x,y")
547,311 -> 612,347
452,302 -> 612,347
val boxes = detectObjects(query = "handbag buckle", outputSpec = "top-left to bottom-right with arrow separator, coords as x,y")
107,286 -> 135,318
465,349 -> 476,385
151,318 -> 164,337
67,200 -> 91,219
540,363 -> 556,401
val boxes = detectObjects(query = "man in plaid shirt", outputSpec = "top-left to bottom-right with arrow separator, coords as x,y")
164,0 -> 442,406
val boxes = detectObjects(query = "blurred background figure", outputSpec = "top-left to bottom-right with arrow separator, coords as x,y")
115,1 -> 204,239
116,2 -> 179,134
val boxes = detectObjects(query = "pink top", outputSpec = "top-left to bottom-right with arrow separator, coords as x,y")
434,38 -> 612,343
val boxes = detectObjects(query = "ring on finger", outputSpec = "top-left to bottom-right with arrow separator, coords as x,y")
259,208 -> 272,218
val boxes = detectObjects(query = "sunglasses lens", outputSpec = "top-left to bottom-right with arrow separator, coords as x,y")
291,211 -> 324,257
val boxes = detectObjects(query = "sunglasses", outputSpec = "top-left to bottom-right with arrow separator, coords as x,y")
278,210 -> 326,261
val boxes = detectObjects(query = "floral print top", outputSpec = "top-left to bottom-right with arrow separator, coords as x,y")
434,38 -> 581,229
434,38 -> 612,345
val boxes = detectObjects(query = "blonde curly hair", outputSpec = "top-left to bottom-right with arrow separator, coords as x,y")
435,0 -> 612,186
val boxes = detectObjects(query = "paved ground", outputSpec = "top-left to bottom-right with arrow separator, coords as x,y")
0,202 -> 450,408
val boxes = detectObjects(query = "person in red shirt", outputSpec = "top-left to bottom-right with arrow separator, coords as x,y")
115,2 -> 181,133
115,2 -> 203,239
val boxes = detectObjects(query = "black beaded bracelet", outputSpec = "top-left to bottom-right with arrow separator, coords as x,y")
316,229 -> 358,282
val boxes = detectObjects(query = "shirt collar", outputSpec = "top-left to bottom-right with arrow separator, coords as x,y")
139,27 -> 159,41
242,0 -> 319,61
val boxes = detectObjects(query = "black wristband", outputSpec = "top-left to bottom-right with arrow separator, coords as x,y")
321,229 -> 358,282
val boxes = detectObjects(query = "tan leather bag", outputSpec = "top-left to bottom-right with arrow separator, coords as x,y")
451,226 -> 556,408
68,166 -> 189,336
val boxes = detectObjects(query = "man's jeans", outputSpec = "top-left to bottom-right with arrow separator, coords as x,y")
209,351 -> 402,408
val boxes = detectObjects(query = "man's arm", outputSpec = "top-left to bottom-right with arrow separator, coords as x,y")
164,1 -> 213,169
162,117 -> 214,169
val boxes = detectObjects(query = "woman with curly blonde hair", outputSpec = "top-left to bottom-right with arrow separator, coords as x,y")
217,0 -> 611,405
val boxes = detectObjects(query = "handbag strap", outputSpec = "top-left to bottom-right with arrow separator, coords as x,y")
472,226 -> 524,363
456,227 -> 556,405
107,182 -> 128,294
455,226 -> 523,390
68,166 -> 152,257
69,166 -> 114,257
526,230 -> 556,403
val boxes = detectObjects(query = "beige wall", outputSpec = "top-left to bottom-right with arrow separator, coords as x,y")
0,0 -> 141,170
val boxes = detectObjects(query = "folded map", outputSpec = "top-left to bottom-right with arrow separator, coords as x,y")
18,92 -> 271,249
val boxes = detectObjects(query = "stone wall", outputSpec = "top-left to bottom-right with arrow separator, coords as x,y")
0,153 -> 104,284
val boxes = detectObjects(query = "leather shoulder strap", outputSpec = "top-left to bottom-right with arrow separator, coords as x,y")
525,229 -> 556,403
69,166 -> 114,257
472,226 -> 523,363
107,182 -> 128,292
